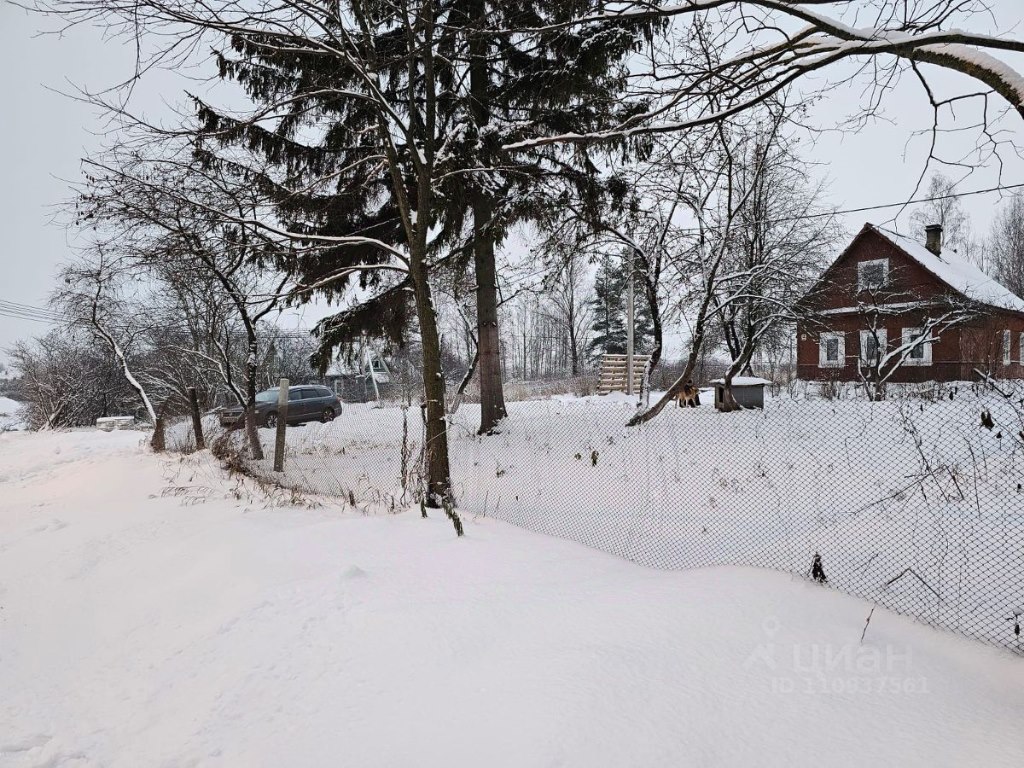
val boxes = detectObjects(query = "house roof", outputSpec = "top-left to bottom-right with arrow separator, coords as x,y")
709,376 -> 771,387
870,223 -> 1024,314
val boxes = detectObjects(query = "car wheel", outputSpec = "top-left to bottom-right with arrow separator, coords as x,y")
321,407 -> 336,423
264,412 -> 278,429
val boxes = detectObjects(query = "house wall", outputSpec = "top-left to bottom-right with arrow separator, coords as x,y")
795,228 -> 1024,383
796,313 -> 1024,383
801,228 -> 953,312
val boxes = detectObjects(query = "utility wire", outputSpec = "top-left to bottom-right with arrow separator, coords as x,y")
790,182 -> 1024,222
0,304 -> 320,338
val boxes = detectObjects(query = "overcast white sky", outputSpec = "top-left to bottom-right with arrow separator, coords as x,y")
2,0 -> 1024,363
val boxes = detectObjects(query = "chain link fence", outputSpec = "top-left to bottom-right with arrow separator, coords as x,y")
168,380 -> 1024,652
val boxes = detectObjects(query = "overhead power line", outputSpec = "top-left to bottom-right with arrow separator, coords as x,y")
0,302 -> 63,324
651,181 -> 1024,232
794,181 -> 1024,222
0,299 -> 321,337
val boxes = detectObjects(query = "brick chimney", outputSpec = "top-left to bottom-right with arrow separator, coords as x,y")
925,224 -> 943,256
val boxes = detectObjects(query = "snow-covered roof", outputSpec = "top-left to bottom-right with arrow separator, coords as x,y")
871,224 -> 1024,314
710,376 -> 771,387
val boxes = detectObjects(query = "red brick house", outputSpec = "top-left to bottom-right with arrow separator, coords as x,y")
796,222 -> 1024,386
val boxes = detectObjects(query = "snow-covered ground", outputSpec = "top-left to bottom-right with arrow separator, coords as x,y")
217,388 -> 1024,649
2,428 -> 1024,767
0,396 -> 25,431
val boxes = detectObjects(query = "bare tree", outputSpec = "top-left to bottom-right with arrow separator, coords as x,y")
988,191 -> 1024,297
545,246 -> 593,377
911,174 -> 978,265
548,157 -> 681,376
73,147 -> 295,459
504,2 -> 1024,154
630,105 -> 789,425
53,252 -> 159,424
852,280 -> 978,401
8,330 -> 136,429
37,0 -> 465,505
146,262 -> 250,410
708,121 -> 838,408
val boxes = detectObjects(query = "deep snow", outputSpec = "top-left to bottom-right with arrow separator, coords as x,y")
233,388 -> 1024,648
2,429 -> 1024,767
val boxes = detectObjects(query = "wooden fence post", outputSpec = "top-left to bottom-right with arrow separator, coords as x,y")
150,416 -> 165,452
188,387 -> 205,450
274,378 -> 289,472
150,400 -> 167,453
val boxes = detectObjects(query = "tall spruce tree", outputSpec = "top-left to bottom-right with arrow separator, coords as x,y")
192,0 -> 651,455
191,3 -> 458,505
45,0 -> 648,500
444,0 -> 652,433
587,255 -> 627,360
587,253 -> 654,361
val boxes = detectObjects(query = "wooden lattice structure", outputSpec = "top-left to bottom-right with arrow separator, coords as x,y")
597,353 -> 651,395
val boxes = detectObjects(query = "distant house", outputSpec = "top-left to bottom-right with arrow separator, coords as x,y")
796,222 -> 1024,386
324,354 -> 393,402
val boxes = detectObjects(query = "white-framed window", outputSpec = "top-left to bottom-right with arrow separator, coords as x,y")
818,332 -> 845,368
857,259 -> 889,292
1018,332 -> 1023,365
859,328 -> 887,367
1004,329 -> 1012,365
902,327 -> 933,366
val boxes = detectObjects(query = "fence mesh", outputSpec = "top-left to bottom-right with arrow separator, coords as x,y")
168,380 -> 1024,652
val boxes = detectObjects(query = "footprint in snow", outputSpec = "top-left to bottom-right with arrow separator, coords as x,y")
342,565 -> 368,579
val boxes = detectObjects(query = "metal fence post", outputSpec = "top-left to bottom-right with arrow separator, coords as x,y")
188,386 -> 205,450
274,378 -> 289,472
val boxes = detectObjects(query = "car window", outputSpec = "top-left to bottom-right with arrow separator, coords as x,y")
300,388 -> 319,399
288,388 -> 304,402
316,387 -> 332,398
256,390 -> 278,403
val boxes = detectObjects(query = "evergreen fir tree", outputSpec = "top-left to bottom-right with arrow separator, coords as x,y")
587,255 -> 628,361
441,0 -> 653,432
154,1 -> 650,496
192,6 -> 460,504
191,0 -> 650,435
633,287 -> 657,355
587,252 -> 655,361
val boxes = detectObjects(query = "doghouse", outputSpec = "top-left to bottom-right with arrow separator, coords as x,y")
710,376 -> 770,410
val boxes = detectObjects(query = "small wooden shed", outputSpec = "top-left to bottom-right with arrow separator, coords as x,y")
710,376 -> 771,411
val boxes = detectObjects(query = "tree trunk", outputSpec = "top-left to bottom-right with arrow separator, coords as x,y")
569,331 -> 580,376
644,280 -> 663,373
468,0 -> 507,435
150,416 -> 166,452
628,246 -> 720,426
451,342 -> 480,414
473,199 -> 508,433
410,248 -> 452,507
245,338 -> 264,460
188,386 -> 205,450
720,352 -> 749,412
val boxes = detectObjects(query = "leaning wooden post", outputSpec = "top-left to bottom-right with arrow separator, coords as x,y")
150,416 -> 165,453
188,387 -> 205,450
150,400 -> 167,453
274,378 -> 289,472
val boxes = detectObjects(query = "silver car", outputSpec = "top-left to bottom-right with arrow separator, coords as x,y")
219,385 -> 342,429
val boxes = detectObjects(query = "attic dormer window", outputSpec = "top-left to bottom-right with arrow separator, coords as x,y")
858,259 -> 889,292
